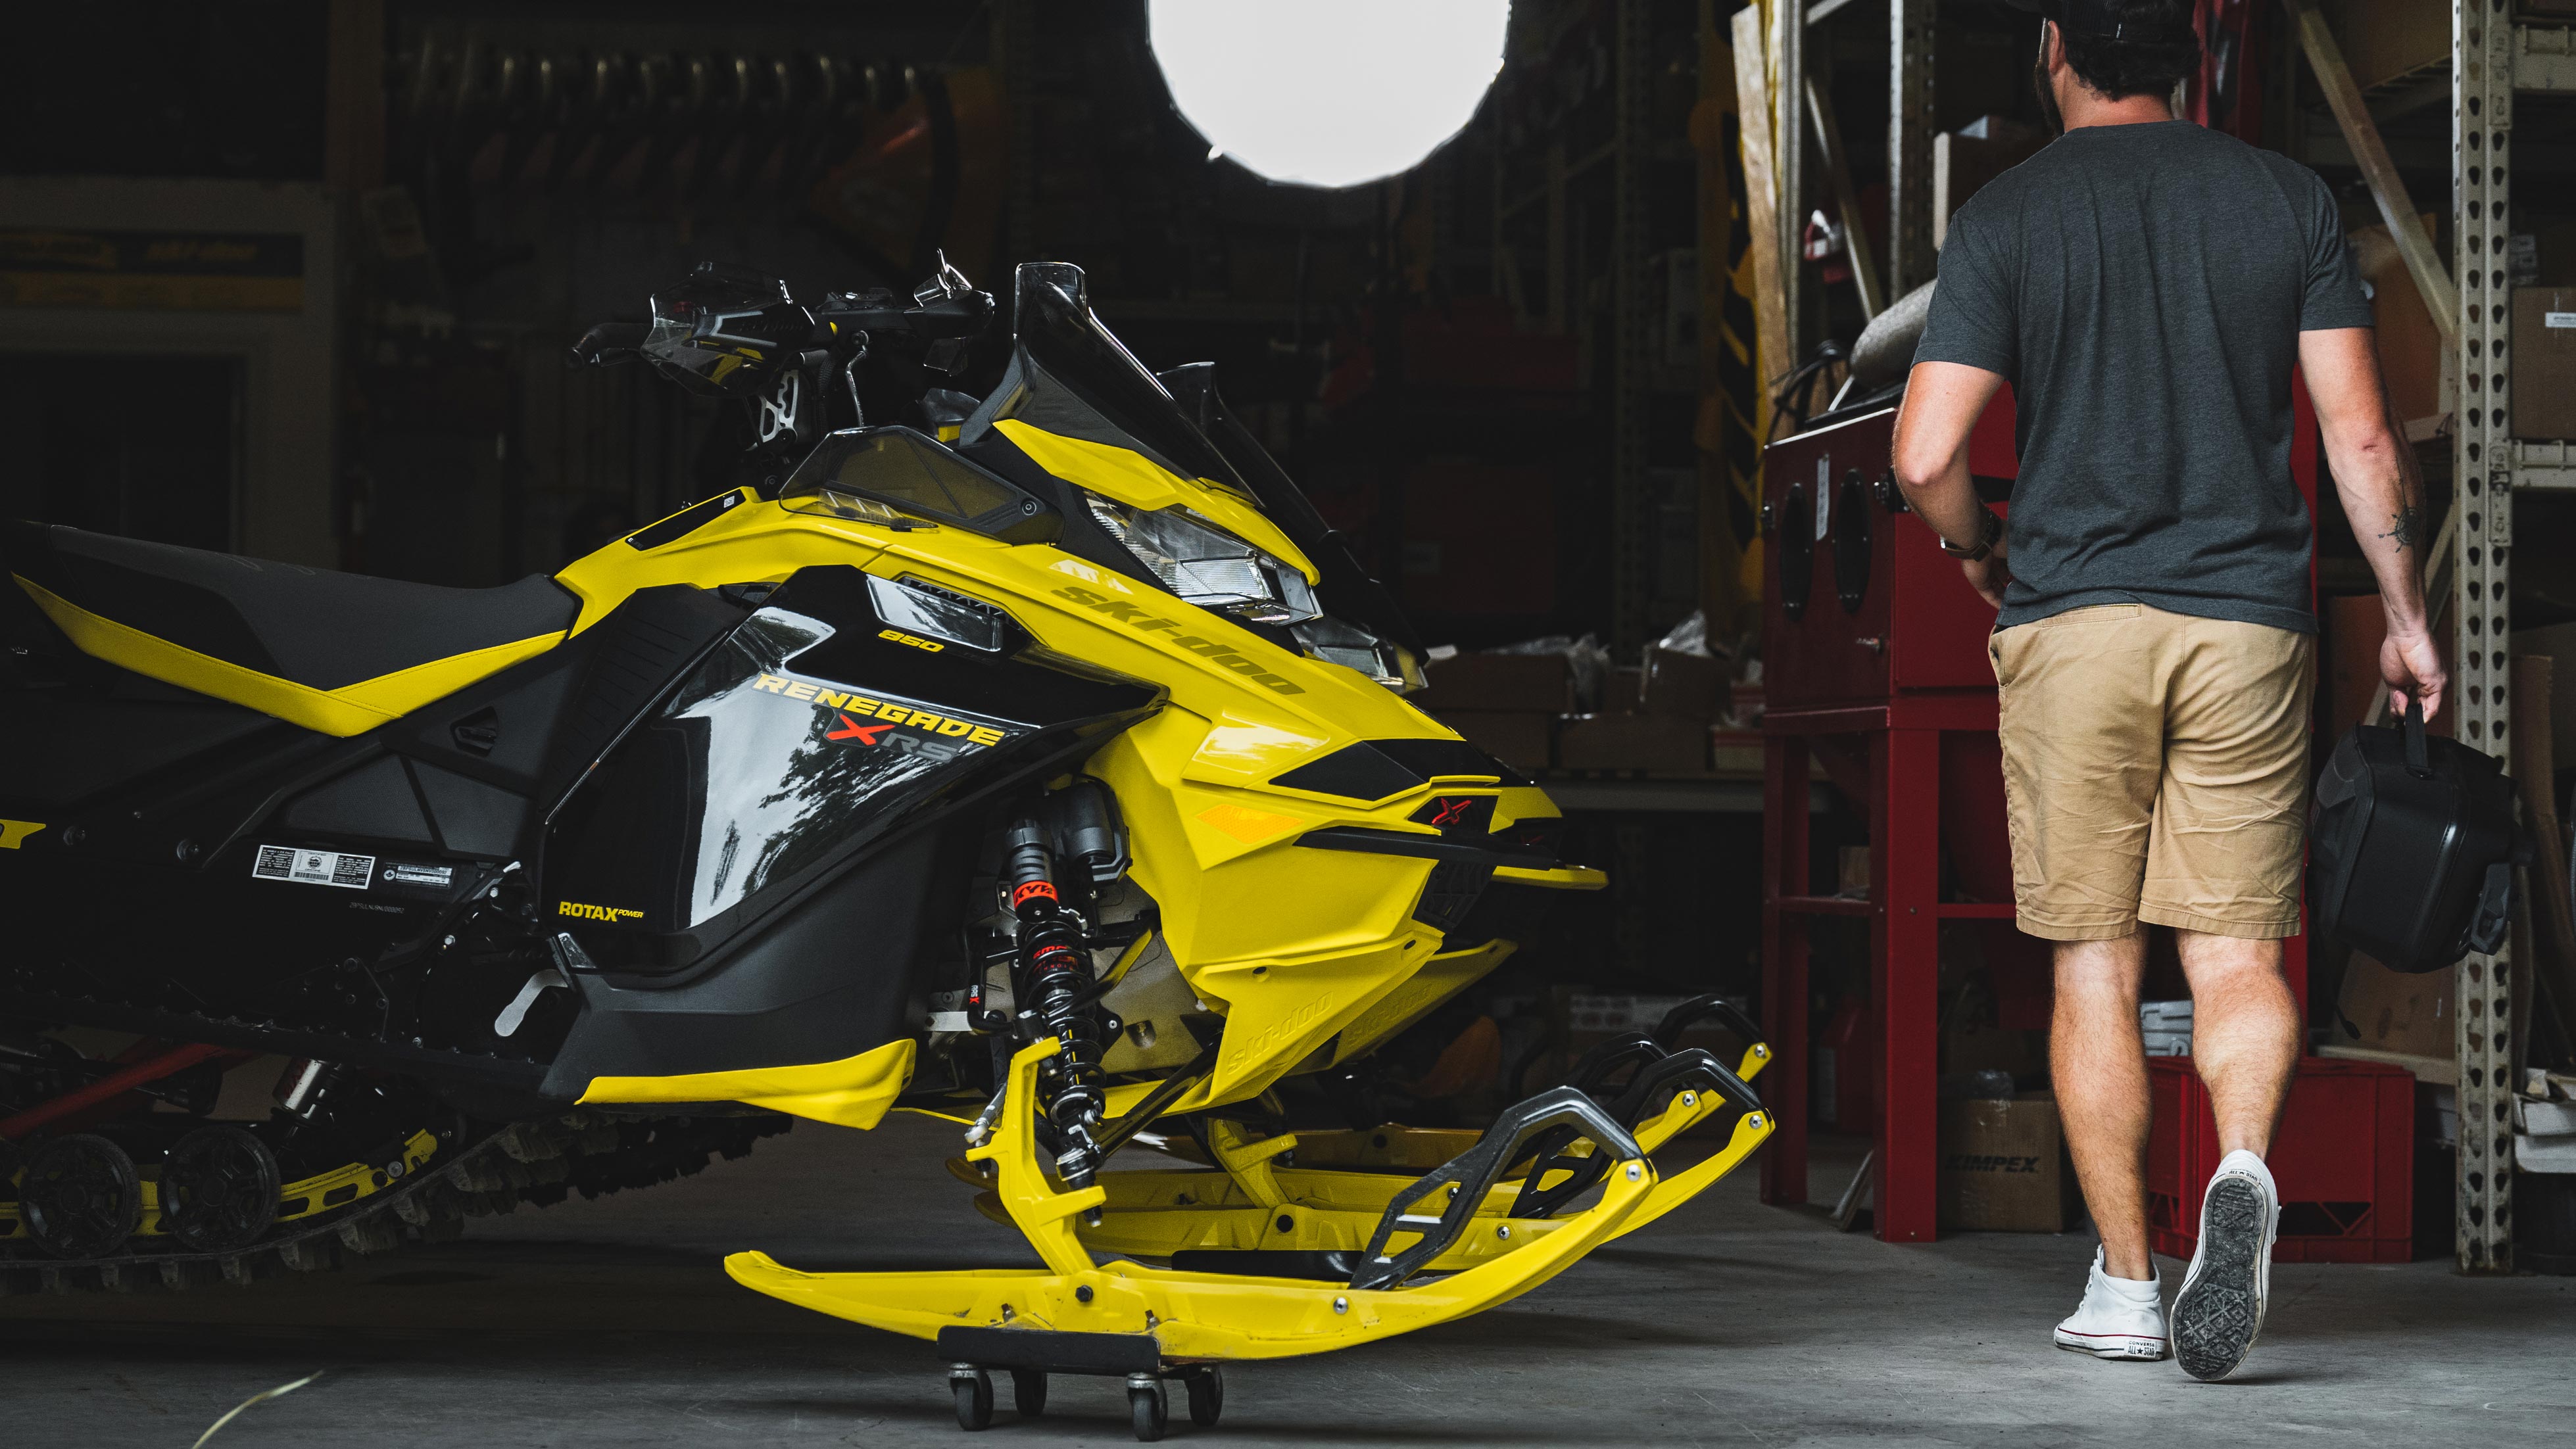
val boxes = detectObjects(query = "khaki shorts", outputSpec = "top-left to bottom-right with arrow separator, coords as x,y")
1990,603 -> 2314,941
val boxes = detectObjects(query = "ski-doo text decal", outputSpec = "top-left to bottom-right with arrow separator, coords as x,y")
752,673 -> 1010,748
253,845 -> 376,889
1048,584 -> 1307,696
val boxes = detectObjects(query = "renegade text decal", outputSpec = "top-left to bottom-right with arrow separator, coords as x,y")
752,673 -> 1010,748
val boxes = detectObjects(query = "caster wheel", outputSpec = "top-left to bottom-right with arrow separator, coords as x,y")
1011,1369 -> 1048,1418
21,1134 -> 142,1260
1128,1377 -> 1169,1442
951,1367 -> 994,1431
162,1126 -> 282,1253
1186,1365 -> 1224,1427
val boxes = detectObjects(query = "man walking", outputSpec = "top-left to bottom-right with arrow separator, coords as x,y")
1889,0 -> 2444,1381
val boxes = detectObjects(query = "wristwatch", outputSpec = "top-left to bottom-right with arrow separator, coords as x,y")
1940,508 -> 2003,562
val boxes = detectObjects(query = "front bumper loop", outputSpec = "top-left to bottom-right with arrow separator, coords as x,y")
1347,1086 -> 1640,1293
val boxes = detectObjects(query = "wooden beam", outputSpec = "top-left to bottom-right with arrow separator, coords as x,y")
1734,3 -> 1789,439
2283,0 -> 2456,346
1770,0 -> 1805,368
1697,0 -> 1753,640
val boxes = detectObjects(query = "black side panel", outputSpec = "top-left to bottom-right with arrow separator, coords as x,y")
278,755 -> 435,845
533,585 -> 750,804
541,565 -> 1159,979
539,825 -> 967,1089
0,582 -> 749,1068
0,661 -> 285,812
411,763 -> 528,857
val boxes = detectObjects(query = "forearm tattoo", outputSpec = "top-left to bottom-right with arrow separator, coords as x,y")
2380,504 -> 2424,553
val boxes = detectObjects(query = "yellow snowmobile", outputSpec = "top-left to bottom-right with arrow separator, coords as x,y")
0,259 -> 1768,1438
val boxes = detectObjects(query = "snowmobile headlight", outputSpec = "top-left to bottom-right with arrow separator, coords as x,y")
1084,494 -> 1320,626
1292,614 -> 1426,693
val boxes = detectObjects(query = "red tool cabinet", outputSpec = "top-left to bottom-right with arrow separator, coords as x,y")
1757,385 -> 2320,1241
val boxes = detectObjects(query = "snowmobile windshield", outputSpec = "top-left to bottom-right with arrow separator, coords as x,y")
969,263 -> 1257,506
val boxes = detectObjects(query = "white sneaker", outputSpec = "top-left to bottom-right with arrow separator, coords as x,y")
2052,1248 -> 2169,1360
2170,1149 -> 2279,1381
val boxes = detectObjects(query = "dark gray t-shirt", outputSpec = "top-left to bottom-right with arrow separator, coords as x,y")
1914,120 -> 2373,633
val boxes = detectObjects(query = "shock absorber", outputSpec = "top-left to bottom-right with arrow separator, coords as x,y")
1002,816 -> 1107,1187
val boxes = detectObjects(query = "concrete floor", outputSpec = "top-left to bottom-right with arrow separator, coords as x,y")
5,1115 -> 2571,1448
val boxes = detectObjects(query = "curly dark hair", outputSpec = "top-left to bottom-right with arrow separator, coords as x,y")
2056,5 -> 2202,102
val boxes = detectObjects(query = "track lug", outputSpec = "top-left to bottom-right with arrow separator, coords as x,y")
338,1216 -> 403,1256
96,1262 -> 158,1294
277,1237 -> 338,1273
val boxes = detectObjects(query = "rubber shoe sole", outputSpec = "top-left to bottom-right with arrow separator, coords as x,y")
2172,1176 -> 2268,1381
2053,1329 -> 2168,1361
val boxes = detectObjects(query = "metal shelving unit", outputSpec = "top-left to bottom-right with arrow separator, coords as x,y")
2444,0 -> 2576,1275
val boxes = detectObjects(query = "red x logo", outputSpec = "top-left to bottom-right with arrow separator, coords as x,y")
1430,797 -> 1475,828
827,713 -> 894,744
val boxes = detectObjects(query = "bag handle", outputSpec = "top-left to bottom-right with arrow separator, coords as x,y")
2402,694 -> 2431,778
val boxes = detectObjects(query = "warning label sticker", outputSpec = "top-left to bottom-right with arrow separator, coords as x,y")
381,863 -> 455,888
253,845 -> 376,890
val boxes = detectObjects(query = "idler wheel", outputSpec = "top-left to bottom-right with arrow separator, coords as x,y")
161,1125 -> 283,1253
20,1133 -> 143,1260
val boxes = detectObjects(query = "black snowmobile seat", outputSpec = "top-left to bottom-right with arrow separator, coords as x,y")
5,521 -> 577,736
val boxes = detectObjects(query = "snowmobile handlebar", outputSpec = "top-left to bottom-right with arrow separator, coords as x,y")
568,321 -> 651,368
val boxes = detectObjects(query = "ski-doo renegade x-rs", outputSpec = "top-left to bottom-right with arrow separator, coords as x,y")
0,259 -> 1770,1438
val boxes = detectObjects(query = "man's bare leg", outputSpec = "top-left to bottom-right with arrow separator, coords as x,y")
2051,932 -> 2152,1281
2173,930 -> 2300,1157
2166,928 -> 2300,1380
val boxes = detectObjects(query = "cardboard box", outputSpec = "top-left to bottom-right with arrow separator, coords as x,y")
2508,619 -> 2576,769
1939,1091 -> 2066,1232
2330,0 -> 2449,90
2514,287 -> 2576,440
1933,117 -> 2046,250
1640,646 -> 1726,720
1439,710 -> 1553,771
1555,712 -> 1709,772
1415,652 -> 1576,713
2335,951 -> 2454,1058
2349,222 -> 2444,427
1605,666 -> 1642,713
1943,1017 -> 2047,1079
2325,594 -> 2391,741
